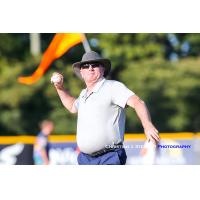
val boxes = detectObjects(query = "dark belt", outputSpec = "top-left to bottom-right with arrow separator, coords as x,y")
90,142 -> 123,157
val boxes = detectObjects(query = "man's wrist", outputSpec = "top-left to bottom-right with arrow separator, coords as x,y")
55,84 -> 64,90
143,121 -> 153,130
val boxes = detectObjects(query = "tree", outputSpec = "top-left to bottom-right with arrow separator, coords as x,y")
1,33 -> 200,135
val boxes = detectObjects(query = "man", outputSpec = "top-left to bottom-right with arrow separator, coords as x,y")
33,120 -> 54,165
51,51 -> 159,165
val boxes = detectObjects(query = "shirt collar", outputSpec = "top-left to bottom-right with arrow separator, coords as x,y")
81,78 -> 106,98
92,78 -> 106,93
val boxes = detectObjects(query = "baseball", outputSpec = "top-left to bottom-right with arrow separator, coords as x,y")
51,74 -> 62,83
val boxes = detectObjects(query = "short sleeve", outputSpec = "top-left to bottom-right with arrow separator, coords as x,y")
73,89 -> 86,110
111,81 -> 135,108
74,98 -> 80,110
35,136 -> 47,150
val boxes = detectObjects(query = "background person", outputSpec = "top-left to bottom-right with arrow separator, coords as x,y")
33,120 -> 54,165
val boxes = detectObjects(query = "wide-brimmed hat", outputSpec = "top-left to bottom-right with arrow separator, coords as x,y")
72,51 -> 111,79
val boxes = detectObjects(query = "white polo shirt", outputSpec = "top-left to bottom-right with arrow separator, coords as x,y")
74,78 -> 135,154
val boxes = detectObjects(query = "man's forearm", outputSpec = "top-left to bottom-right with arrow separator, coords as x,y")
134,100 -> 152,129
56,87 -> 76,113
127,95 -> 159,143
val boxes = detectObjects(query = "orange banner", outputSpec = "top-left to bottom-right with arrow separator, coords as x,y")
18,33 -> 84,85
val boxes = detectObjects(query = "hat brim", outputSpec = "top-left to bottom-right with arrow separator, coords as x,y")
72,58 -> 111,79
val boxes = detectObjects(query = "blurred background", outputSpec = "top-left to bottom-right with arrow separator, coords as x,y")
0,33 -> 200,165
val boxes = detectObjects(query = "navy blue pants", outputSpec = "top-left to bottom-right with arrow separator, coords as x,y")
77,148 -> 127,165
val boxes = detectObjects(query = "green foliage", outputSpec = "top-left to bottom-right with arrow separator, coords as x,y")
0,39 -> 84,135
120,58 -> 200,132
0,33 -> 200,135
0,34 -> 30,61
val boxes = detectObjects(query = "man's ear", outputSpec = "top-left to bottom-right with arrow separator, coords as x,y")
80,69 -> 84,78
101,66 -> 105,74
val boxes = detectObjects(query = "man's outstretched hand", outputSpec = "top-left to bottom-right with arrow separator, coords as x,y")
144,123 -> 160,145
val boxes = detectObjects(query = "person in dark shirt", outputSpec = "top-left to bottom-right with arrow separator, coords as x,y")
33,120 -> 54,165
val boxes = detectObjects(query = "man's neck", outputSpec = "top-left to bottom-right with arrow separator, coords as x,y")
86,77 -> 103,92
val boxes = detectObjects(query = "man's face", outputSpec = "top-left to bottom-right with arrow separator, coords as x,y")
42,122 -> 54,136
80,63 -> 105,83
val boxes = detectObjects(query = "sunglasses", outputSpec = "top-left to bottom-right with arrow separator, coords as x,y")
80,63 -> 101,69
